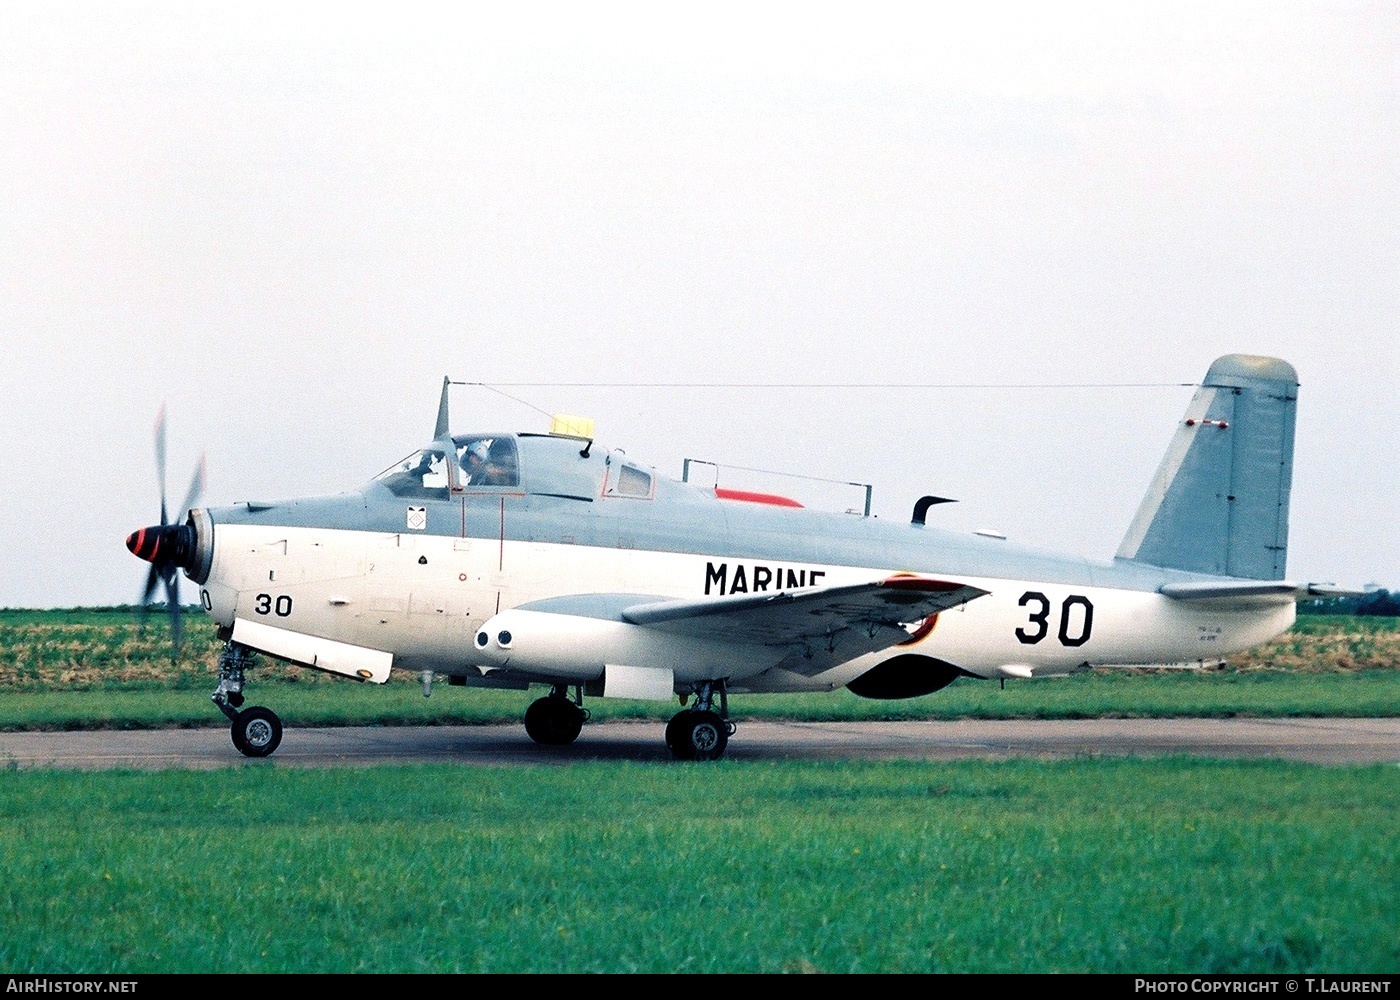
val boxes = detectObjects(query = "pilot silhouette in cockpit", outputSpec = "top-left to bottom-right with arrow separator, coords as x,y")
461,440 -> 515,487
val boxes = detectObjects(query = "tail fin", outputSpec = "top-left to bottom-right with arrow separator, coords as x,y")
1117,354 -> 1298,580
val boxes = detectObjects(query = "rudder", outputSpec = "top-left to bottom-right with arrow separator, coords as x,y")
1117,354 -> 1298,580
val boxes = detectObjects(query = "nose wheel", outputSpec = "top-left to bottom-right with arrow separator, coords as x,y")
230,706 -> 283,758
213,641 -> 283,758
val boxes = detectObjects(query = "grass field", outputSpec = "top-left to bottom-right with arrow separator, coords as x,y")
2,668 -> 1400,733
1,758 -> 1394,973
2,611 -> 1395,974
1,610 -> 1397,730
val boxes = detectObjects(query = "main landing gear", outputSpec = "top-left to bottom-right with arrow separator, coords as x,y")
521,680 -> 736,760
213,641 -> 283,758
524,685 -> 589,746
666,681 -> 735,762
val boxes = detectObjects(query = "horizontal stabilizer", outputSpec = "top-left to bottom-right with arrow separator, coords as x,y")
1158,580 -> 1361,608
1302,583 -> 1365,598
1158,581 -> 1301,602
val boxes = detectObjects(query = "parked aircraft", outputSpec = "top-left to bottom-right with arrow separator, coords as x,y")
126,354 -> 1344,760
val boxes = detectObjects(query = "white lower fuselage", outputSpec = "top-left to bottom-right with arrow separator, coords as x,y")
199,524 -> 1294,693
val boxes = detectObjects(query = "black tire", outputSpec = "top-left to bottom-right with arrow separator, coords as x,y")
231,706 -> 283,758
670,709 -> 728,761
524,696 -> 584,746
665,710 -> 693,755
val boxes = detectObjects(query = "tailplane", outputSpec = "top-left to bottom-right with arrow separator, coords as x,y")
1117,354 -> 1298,580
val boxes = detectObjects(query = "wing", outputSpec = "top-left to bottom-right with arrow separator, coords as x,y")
621,575 -> 988,676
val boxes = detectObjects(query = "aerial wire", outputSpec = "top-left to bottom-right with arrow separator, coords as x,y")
456,381 -> 1194,390
451,381 -> 555,419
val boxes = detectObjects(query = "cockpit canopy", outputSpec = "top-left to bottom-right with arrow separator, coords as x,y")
373,435 -> 519,499
371,432 -> 653,502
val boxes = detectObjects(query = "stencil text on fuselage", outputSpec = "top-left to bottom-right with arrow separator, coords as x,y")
704,561 -> 828,596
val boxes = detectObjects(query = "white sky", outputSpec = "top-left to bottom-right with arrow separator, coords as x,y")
1,1 -> 1396,607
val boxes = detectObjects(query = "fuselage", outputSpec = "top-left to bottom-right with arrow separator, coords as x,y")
187,431 -> 1293,694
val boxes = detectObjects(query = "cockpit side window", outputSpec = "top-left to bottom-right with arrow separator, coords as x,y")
454,436 -> 520,488
373,450 -> 450,499
617,464 -> 652,496
604,461 -> 654,499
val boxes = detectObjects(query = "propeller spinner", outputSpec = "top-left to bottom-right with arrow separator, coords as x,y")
126,405 -> 205,654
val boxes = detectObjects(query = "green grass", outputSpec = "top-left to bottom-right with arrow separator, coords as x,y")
0,758 -> 1393,973
1,669 -> 1398,732
0,611 -> 1396,731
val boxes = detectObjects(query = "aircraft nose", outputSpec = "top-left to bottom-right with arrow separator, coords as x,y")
127,521 -> 203,574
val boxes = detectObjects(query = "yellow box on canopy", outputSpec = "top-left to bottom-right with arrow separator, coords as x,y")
550,414 -> 595,439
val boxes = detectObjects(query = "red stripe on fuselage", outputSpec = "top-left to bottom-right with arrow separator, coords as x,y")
714,488 -> 803,508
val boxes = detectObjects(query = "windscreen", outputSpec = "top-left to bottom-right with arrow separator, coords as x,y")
373,450 -> 451,498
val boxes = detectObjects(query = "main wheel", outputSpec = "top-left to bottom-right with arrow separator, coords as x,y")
664,710 -> 692,753
524,696 -> 585,746
231,706 -> 282,758
668,709 -> 728,761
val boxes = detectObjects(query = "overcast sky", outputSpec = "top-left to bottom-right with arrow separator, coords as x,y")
2,1 -> 1395,607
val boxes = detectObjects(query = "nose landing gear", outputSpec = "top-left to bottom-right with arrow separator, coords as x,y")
213,641 -> 284,759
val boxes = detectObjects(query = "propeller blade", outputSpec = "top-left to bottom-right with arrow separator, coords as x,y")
178,454 -> 206,519
165,571 -> 183,657
140,561 -> 161,608
132,406 -> 200,658
155,404 -> 169,526
137,560 -> 161,632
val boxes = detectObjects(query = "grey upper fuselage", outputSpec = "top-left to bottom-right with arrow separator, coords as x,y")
203,431 -> 1220,593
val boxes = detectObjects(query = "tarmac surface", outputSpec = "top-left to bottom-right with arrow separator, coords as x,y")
2,717 -> 1398,769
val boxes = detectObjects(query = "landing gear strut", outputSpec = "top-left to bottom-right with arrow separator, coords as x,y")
213,641 -> 284,758
667,681 -> 735,761
524,685 -> 589,746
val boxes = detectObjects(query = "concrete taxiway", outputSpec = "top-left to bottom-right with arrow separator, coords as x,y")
1,717 -> 1397,769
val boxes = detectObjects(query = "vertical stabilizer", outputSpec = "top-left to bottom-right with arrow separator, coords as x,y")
1117,355 -> 1298,580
